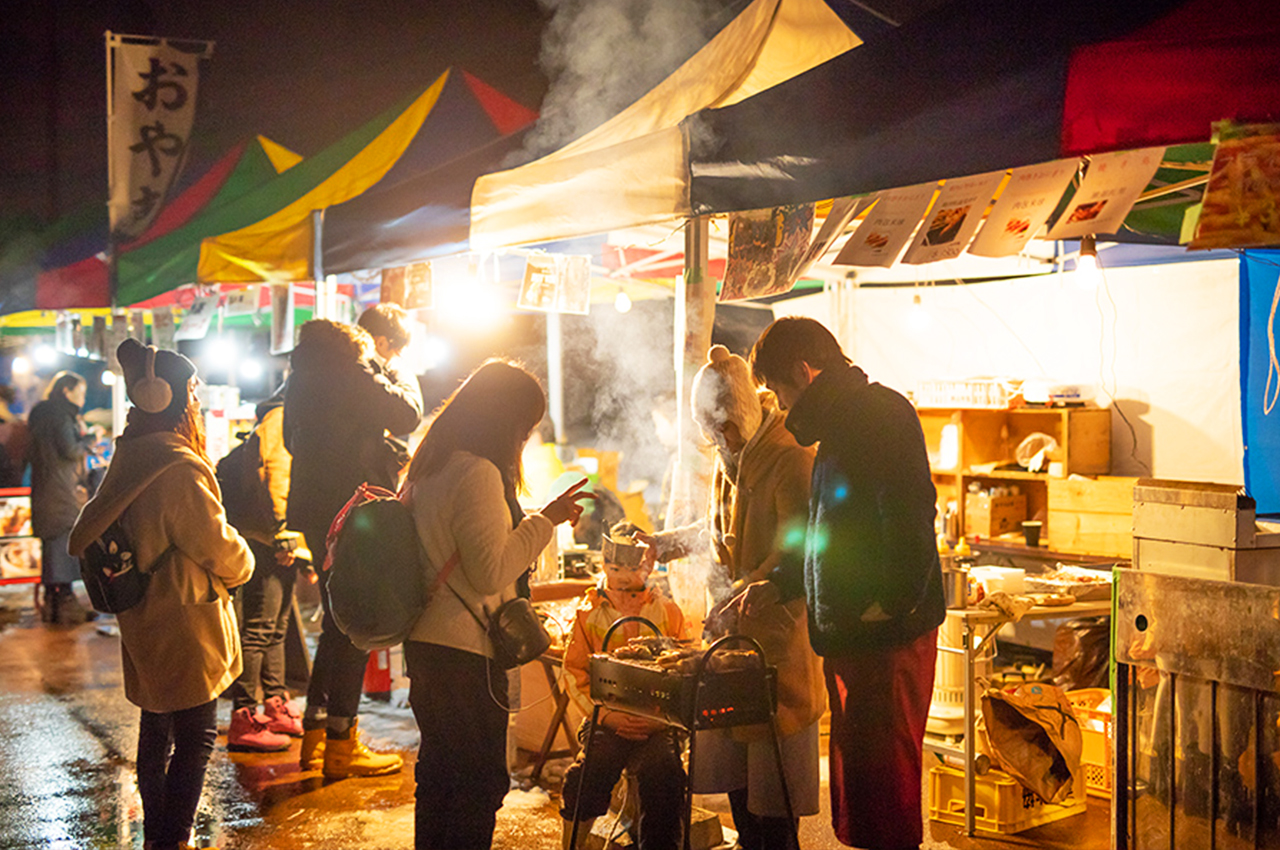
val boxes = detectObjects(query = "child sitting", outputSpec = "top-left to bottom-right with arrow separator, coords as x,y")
560,521 -> 688,850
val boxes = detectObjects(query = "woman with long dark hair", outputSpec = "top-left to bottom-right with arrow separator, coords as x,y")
28,369 -> 97,624
402,359 -> 592,850
70,340 -> 252,850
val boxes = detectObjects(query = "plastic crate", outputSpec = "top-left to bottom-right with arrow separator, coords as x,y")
929,764 -> 1086,834
1067,688 -> 1113,799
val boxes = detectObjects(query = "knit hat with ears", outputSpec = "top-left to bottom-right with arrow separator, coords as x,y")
116,338 -> 197,416
691,344 -> 764,444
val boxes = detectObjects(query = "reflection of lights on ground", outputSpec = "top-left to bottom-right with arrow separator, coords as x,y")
34,345 -> 57,366
10,356 -> 31,375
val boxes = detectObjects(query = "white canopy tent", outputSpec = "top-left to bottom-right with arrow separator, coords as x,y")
469,0 -> 861,251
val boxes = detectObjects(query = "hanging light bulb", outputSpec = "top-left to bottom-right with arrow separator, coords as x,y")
614,287 -> 632,313
907,291 -> 931,332
1075,234 -> 1101,288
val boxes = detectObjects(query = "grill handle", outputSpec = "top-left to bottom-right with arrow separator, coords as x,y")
600,614 -> 662,653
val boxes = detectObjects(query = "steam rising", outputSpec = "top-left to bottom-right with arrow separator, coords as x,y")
520,0 -> 745,161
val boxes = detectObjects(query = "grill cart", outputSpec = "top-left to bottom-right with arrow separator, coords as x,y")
569,615 -> 796,850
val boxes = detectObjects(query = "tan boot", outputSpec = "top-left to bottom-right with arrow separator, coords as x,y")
322,719 -> 403,779
299,726 -> 325,771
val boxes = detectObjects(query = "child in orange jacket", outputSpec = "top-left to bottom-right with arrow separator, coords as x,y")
560,522 -> 688,850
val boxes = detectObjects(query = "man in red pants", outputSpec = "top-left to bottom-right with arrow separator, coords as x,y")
741,317 -> 945,849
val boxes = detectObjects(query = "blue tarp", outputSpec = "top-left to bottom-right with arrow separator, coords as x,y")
1241,250 -> 1280,515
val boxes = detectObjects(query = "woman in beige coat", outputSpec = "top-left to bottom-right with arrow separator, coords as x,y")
650,345 -> 824,850
70,339 -> 252,850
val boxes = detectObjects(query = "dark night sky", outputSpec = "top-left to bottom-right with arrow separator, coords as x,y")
0,0 -> 774,237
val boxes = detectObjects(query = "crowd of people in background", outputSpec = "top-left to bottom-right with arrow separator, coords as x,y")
22,308 -> 943,850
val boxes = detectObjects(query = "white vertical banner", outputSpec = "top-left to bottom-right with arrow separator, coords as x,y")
1046,147 -> 1166,240
968,158 -> 1079,258
901,171 -> 1005,265
107,34 -> 212,239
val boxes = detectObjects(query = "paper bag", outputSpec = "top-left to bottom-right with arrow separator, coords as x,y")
980,683 -> 1082,803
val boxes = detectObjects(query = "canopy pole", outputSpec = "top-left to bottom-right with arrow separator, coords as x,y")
667,215 -> 715,529
546,310 -> 568,459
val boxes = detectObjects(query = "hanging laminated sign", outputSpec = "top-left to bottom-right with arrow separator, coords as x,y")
1190,122 -> 1280,250
834,183 -> 938,268
380,266 -> 406,305
223,286 -> 258,317
55,312 -> 74,354
796,196 -> 865,279
107,34 -> 212,240
404,261 -> 434,310
130,309 -> 146,342
151,307 -> 175,350
269,284 -> 294,354
174,293 -> 219,341
90,316 -> 108,360
518,255 -> 591,314
1046,147 -> 1165,240
720,204 -> 815,302
107,314 -> 131,373
901,171 -> 1005,265
968,159 -> 1079,258
518,254 -> 559,312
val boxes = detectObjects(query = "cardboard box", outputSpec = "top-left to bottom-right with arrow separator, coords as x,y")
964,493 -> 1026,537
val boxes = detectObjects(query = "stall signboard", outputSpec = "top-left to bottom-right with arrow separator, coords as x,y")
223,286 -> 258,316
1191,123 -> 1280,250
152,305 -> 175,349
269,284 -> 294,354
174,293 -> 219,341
902,171 -> 1004,264
381,261 -> 434,310
107,313 -> 130,372
968,159 -> 1079,258
835,183 -> 938,267
720,203 -> 815,302
1046,147 -> 1165,240
518,254 -> 591,315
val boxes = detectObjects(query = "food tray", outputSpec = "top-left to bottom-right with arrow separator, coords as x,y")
589,654 -> 777,731
1024,564 -> 1114,601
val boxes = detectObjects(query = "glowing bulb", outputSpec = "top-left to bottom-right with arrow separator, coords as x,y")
438,283 -> 505,333
1075,235 -> 1101,289
907,292 -> 932,332
10,356 -> 30,376
34,344 -> 58,365
205,337 -> 236,364
101,370 -> 117,386
614,289 -> 632,313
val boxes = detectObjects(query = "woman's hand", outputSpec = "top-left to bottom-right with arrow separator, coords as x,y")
539,478 -> 596,526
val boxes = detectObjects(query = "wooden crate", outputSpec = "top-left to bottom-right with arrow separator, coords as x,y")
1047,476 -> 1137,558
964,493 -> 1026,537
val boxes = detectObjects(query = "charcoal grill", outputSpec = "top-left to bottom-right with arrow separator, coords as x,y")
569,616 -> 796,850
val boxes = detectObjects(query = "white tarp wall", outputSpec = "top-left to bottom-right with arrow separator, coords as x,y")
778,258 -> 1244,485
470,0 -> 860,251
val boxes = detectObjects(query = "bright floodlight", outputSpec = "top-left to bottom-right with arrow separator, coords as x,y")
614,289 -> 632,313
437,282 -> 505,333
205,337 -> 236,365
34,344 -> 58,365
101,370 -> 117,386
239,359 -> 264,381
10,356 -> 31,376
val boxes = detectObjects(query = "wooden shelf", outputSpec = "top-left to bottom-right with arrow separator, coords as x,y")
918,405 -> 1126,558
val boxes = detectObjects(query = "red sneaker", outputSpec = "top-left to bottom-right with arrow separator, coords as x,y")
228,707 -> 291,752
263,695 -> 304,737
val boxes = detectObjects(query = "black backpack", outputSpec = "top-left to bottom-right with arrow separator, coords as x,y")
215,428 -> 275,536
79,518 -> 150,613
324,484 -> 456,651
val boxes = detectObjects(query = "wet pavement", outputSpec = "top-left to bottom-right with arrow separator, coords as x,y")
0,583 -> 1107,849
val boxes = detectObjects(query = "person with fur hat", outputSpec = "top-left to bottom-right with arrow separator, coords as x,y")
70,339 -> 252,850
645,344 -> 823,850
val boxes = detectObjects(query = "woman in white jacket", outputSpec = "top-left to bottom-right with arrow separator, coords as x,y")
402,359 -> 590,850
70,339 -> 252,850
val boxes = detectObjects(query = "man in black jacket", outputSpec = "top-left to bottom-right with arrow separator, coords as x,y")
284,316 -> 422,779
744,317 -> 944,850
